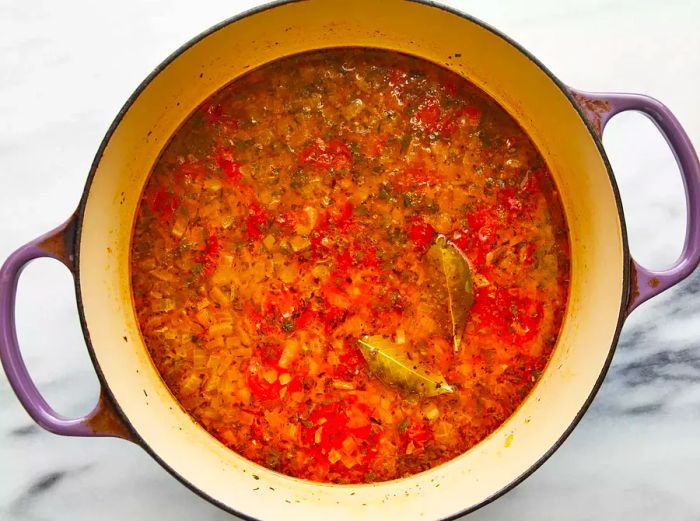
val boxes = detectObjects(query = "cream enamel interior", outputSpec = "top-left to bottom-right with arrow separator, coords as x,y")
77,1 -> 625,519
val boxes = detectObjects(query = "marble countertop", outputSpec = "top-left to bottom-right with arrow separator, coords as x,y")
1,0 -> 699,519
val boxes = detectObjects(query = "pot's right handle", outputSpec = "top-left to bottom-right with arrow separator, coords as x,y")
0,215 -> 133,440
571,89 -> 700,313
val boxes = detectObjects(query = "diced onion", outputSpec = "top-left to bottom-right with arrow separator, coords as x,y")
209,322 -> 233,337
290,235 -> 311,252
328,449 -> 342,464
422,402 -> 440,421
262,368 -> 278,384
171,215 -> 189,238
278,338 -> 300,369
263,234 -> 276,251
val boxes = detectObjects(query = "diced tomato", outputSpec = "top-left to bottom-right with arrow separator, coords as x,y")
520,242 -> 536,265
299,138 -> 352,171
441,106 -> 481,136
450,229 -> 470,255
401,420 -> 432,452
249,419 -> 265,442
500,188 -> 522,214
246,201 -> 270,241
471,287 -> 544,344
264,289 -> 300,320
335,249 -> 353,273
309,211 -> 330,259
298,145 -> 316,165
320,305 -> 348,335
300,399 -> 377,469
247,376 -> 280,401
295,306 -> 316,329
516,297 -> 544,343
466,207 -> 495,231
245,303 -> 271,334
330,201 -> 353,230
460,106 -> 481,126
259,344 -> 283,366
365,135 -> 386,157
361,246 -> 379,269
247,359 -> 281,401
408,219 -> 435,250
335,345 -> 365,381
150,189 -> 179,220
328,139 -> 352,170
203,104 -> 224,124
275,211 -> 296,233
198,231 -> 220,276
286,376 -> 303,394
175,161 -> 206,183
415,97 -> 441,132
394,163 -> 438,192
460,207 -> 502,267
388,69 -> 407,87
302,402 -> 348,454
214,149 -> 242,183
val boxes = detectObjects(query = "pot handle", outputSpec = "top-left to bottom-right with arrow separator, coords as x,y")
571,89 -> 700,313
0,216 -> 132,439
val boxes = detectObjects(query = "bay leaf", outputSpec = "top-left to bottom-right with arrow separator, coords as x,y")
358,335 -> 454,397
427,235 -> 474,352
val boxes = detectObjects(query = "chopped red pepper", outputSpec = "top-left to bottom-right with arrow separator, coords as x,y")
335,345 -> 366,381
320,305 -> 348,335
401,420 -> 432,453
196,231 -> 220,276
394,163 -> 438,192
330,201 -> 354,230
388,69 -> 407,87
471,287 -> 543,344
295,306 -> 316,330
408,219 -> 436,250
246,201 -> 270,241
247,373 -> 281,401
364,135 -> 387,157
299,138 -> 352,171
414,97 -> 441,132
214,149 -> 242,184
440,106 -> 481,136
246,358 -> 282,402
150,189 -> 179,220
175,161 -> 206,183
520,242 -> 536,265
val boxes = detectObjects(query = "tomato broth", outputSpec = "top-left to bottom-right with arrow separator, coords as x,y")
130,49 -> 570,484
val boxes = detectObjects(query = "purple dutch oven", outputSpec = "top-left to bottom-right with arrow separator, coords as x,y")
2,1 -> 699,519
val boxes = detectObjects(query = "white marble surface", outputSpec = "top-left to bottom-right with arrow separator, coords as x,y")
1,0 -> 699,519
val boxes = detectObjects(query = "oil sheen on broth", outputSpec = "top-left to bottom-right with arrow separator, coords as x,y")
130,49 -> 570,484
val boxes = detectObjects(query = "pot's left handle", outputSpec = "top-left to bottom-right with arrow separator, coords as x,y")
0,215 -> 133,440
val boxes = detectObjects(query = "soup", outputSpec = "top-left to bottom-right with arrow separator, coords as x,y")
130,49 -> 570,484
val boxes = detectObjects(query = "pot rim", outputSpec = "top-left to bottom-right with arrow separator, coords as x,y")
72,1 -> 631,519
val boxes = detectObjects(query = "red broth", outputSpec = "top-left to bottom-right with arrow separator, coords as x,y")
130,49 -> 570,484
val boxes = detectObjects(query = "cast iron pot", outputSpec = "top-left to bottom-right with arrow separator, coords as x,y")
2,1 -> 699,519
